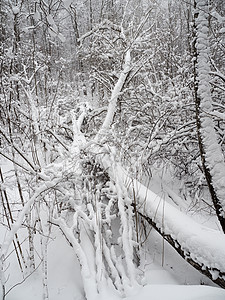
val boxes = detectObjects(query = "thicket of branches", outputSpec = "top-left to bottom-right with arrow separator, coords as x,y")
0,0 -> 225,299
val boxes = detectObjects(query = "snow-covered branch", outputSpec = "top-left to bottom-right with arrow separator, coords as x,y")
0,128 -> 39,171
97,50 -> 131,137
91,145 -> 225,289
210,71 -> 225,82
78,19 -> 126,45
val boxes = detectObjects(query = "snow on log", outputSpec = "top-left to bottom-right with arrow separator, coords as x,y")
124,176 -> 225,288
92,148 -> 225,288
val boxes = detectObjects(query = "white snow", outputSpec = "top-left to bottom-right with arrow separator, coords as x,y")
1,2 -> 225,297
126,285 -> 225,300
1,157 -> 225,300
97,50 -> 131,137
62,0 -> 74,9
124,175 -> 225,280
195,0 -> 225,213
12,6 -> 20,15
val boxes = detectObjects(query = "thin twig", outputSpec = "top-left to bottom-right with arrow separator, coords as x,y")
4,259 -> 43,297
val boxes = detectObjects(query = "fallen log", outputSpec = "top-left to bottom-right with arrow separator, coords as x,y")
93,152 -> 225,289
124,175 -> 225,289
138,210 -> 225,289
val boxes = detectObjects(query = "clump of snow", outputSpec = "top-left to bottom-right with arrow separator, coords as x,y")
219,27 -> 225,34
62,0 -> 73,9
12,6 -> 20,15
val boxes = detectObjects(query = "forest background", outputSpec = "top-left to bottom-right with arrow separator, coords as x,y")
0,0 -> 225,299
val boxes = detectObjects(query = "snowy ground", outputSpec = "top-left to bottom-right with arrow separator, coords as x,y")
1,160 -> 225,300
4,225 -> 225,300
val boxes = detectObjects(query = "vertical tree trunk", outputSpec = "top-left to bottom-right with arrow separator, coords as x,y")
70,6 -> 83,72
89,0 -> 93,30
193,0 -> 225,233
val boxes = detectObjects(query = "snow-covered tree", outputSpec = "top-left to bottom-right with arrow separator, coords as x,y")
1,1 -> 225,299
193,0 -> 225,233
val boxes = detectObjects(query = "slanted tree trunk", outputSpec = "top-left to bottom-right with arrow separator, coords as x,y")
92,148 -> 225,289
193,0 -> 225,233
137,210 -> 225,288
